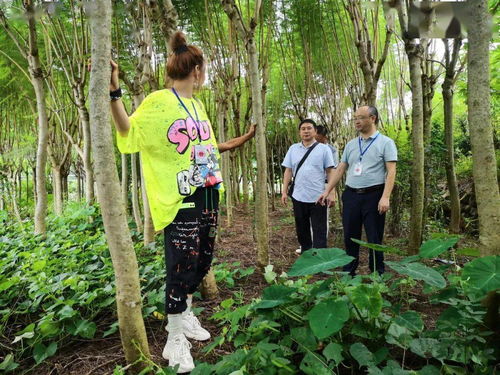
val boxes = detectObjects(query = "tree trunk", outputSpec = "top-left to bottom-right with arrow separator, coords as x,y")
467,0 -> 500,255
131,153 -> 143,232
407,43 -> 425,253
121,153 -> 128,212
25,1 -> 49,235
218,97 -> 233,226
87,0 -> 150,370
140,157 -> 154,245
442,40 -> 462,234
200,269 -> 219,299
52,166 -> 63,215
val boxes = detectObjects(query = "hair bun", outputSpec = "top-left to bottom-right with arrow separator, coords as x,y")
169,31 -> 188,53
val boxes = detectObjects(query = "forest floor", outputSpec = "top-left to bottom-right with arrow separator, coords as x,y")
33,201 -> 468,375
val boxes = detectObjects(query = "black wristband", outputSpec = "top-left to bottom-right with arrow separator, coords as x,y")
110,87 -> 122,101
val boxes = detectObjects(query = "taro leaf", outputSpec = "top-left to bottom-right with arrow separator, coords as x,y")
349,284 -> 382,318
299,352 -> 331,375
351,238 -> 403,255
307,299 -> 349,339
253,285 -> 294,309
12,331 -> 35,344
409,338 -> 441,359
0,354 -> 19,372
288,248 -> 354,277
350,342 -> 374,367
418,237 -> 459,259
73,319 -> 97,339
58,305 -> 77,319
461,255 -> 500,294
386,261 -> 446,289
33,342 -> 58,364
290,327 -> 317,351
393,311 -> 424,332
381,360 -> 413,374
436,306 -> 462,331
38,319 -> 60,337
323,342 -> 343,365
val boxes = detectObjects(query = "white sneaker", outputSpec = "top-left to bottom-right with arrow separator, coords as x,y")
295,247 -> 302,255
162,333 -> 195,373
166,311 -> 211,341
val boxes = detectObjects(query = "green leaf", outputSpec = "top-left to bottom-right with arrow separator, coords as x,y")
418,238 -> 459,259
386,261 -> 446,288
291,327 -> 317,351
461,256 -> 500,294
393,311 -> 424,332
348,284 -> 382,318
418,365 -> 441,375
307,299 -> 350,339
409,338 -> 441,359
323,342 -> 343,364
288,248 -> 354,277
58,305 -> 77,319
0,354 -> 19,372
33,342 -> 57,364
455,247 -> 480,257
264,264 -> 277,284
32,260 -> 47,271
12,331 -> 35,344
253,285 -> 294,309
38,319 -> 60,337
299,352 -> 331,375
350,342 -> 374,367
73,320 -> 97,339
351,239 -> 403,255
0,277 -> 19,292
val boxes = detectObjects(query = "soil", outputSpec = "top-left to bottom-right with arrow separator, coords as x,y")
30,202 -> 463,375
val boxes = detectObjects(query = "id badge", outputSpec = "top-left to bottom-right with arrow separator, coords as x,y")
194,144 -> 209,165
353,162 -> 363,176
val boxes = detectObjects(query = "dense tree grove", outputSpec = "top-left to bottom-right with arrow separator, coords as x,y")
0,0 -> 498,374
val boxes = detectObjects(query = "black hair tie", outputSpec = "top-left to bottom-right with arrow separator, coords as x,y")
174,45 -> 189,54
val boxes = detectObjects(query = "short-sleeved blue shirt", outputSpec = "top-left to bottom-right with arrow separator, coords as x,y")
282,142 -> 334,203
341,131 -> 398,189
328,144 -> 339,168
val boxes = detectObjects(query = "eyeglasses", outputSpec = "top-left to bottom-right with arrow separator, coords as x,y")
350,116 -> 370,122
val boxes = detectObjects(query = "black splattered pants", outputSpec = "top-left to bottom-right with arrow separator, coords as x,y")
164,187 -> 219,314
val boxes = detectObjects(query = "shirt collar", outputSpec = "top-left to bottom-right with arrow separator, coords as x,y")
300,141 -> 317,149
360,131 -> 379,141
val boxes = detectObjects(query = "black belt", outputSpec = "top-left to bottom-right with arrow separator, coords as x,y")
346,184 -> 385,194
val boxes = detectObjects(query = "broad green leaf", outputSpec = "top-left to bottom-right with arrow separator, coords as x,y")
32,260 -> 47,271
33,342 -> 57,364
393,311 -> 424,332
409,338 -> 441,359
253,285 -> 294,309
38,319 -> 60,337
351,239 -> 403,255
348,284 -> 382,318
461,256 -> 500,294
290,327 -> 317,351
74,319 -> 97,339
288,248 -> 354,277
386,261 -> 446,288
436,306 -> 461,330
418,365 -> 441,375
0,354 -> 19,371
264,264 -> 277,284
58,305 -> 77,319
307,299 -> 349,339
12,331 -> 34,344
299,352 -> 331,375
0,277 -> 19,292
455,248 -> 480,257
418,238 -> 459,259
350,342 -> 374,367
322,342 -> 343,364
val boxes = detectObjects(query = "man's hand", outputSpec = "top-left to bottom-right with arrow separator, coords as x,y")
281,192 -> 288,206
316,191 -> 329,206
110,60 -> 120,91
247,123 -> 256,137
378,197 -> 390,214
326,191 -> 337,207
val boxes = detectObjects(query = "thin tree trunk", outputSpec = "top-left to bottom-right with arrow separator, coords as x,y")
407,44 -> 425,253
443,39 -> 462,234
52,166 -> 63,215
131,153 -> 143,232
466,0 -> 500,255
121,153 -> 128,212
87,1 -> 150,370
140,157 -> 154,245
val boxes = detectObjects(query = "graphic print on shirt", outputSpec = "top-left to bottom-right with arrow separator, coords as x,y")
167,118 -> 211,154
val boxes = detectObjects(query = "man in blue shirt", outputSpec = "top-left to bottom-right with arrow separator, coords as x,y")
282,119 -> 335,252
318,106 -> 397,276
315,125 -> 339,168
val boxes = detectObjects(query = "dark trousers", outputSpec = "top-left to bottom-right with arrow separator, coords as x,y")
164,187 -> 219,314
342,188 -> 385,275
292,198 -> 328,251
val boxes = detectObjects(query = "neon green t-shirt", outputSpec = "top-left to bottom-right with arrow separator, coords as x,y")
117,89 -> 223,231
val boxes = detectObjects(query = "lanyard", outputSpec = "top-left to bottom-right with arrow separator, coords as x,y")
171,88 -> 201,138
358,133 -> 379,162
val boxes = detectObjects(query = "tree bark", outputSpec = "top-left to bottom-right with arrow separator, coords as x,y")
466,0 -> 500,255
222,0 -> 270,269
442,39 -> 462,234
52,166 -> 63,216
121,153 -> 128,212
131,153 -> 143,233
87,0 -> 150,370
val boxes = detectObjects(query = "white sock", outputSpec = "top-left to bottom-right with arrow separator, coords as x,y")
167,314 -> 183,337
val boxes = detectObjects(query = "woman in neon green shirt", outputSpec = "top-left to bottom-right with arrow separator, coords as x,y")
110,31 -> 253,373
